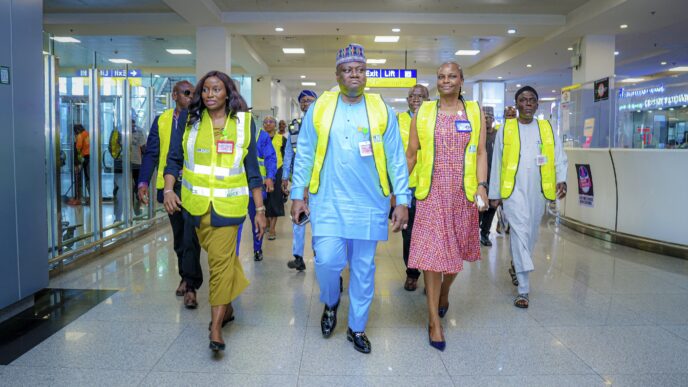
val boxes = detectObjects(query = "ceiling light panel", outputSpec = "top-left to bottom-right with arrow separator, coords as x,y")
166,49 -> 192,55
109,59 -> 132,64
283,48 -> 305,54
455,50 -> 480,56
375,36 -> 400,43
301,82 -> 316,86
366,58 -> 386,64
669,66 -> 688,72
52,36 -> 81,43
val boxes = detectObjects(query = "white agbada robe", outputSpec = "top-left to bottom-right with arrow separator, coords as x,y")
488,120 -> 567,275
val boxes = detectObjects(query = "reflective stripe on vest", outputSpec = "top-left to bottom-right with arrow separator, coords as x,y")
309,91 -> 391,196
397,110 -> 417,188
181,110 -> 251,217
500,118 -> 557,200
155,109 -> 175,189
255,128 -> 266,179
414,100 -> 481,202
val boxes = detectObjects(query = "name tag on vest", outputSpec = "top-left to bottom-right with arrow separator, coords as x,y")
216,140 -> 235,154
359,141 -> 373,157
455,120 -> 472,132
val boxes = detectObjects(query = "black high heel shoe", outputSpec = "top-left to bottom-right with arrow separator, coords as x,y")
438,303 -> 449,318
209,339 -> 225,352
428,325 -> 446,351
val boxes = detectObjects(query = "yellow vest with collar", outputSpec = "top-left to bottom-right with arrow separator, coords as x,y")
155,109 -> 175,189
310,91 -> 391,196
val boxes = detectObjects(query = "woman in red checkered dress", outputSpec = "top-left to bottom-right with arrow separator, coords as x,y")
406,62 -> 489,351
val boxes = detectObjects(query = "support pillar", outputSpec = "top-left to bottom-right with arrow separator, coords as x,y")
195,27 -> 231,80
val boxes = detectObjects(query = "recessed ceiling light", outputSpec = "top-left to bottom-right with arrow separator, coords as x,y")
552,89 -> 556,93
620,24 -> 628,29
669,66 -> 688,72
392,28 -> 401,33
614,51 -> 620,56
275,27 -> 284,32
526,64 -> 532,68
51,36 -> 81,43
516,84 -> 522,87
669,108 -> 674,111
366,58 -> 386,64
507,28 -> 517,34
636,110 -> 641,113
419,82 -> 429,87
661,61 -> 667,66
364,87 -> 370,91
154,74 -> 160,78
300,75 -> 306,79
621,78 -> 645,83
658,107 -> 663,111
109,58 -> 132,64
540,97 -> 556,101
166,49 -> 192,55
455,50 -> 480,56
497,76 -> 503,79
375,36 -> 400,43
393,98 -> 407,102
283,48 -> 305,54
567,47 -> 573,51
301,82 -> 316,86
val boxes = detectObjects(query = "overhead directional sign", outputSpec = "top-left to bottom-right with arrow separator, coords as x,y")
366,69 -> 417,88
75,69 -> 142,77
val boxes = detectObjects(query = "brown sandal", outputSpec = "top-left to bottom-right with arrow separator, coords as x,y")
514,293 -> 529,309
184,288 -> 198,309
403,276 -> 418,291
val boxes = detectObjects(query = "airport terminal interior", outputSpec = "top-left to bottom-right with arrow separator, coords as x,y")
1,0 -> 688,386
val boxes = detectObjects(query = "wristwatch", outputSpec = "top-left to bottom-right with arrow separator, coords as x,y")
478,181 -> 489,189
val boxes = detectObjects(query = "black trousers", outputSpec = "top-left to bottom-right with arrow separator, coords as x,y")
479,206 -> 497,238
402,198 -> 421,279
168,183 -> 202,289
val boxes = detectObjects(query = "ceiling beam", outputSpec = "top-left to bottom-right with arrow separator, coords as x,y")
163,0 -> 222,26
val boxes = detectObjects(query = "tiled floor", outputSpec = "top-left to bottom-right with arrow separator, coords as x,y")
3,213 -> 688,386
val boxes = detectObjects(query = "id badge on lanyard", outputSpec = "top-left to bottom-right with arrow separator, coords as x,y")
535,143 -> 546,166
217,140 -> 235,154
455,120 -> 472,133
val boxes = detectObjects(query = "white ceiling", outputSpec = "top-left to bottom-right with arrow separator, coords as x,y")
43,0 -> 688,110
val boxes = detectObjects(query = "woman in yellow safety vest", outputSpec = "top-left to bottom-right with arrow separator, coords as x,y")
405,62 -> 489,351
162,71 -> 267,353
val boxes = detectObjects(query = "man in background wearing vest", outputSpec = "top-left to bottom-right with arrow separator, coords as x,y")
396,84 -> 429,291
236,118 -> 277,262
138,80 -> 202,308
283,89 -> 317,271
488,86 -> 568,309
479,106 -> 497,247
290,44 -> 410,354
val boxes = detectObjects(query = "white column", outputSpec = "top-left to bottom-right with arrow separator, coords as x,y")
195,27 -> 231,80
251,75 -> 272,111
572,35 -> 615,85
473,81 -> 506,122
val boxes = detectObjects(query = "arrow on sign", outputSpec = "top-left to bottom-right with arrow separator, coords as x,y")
129,70 -> 139,77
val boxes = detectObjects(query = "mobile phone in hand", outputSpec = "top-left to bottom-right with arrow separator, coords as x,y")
292,212 -> 310,225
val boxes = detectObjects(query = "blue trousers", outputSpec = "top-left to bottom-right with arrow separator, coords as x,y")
236,194 -> 265,255
292,222 -> 309,257
313,236 -> 377,332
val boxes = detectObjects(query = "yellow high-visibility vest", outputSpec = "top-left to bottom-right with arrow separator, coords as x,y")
309,91 -> 391,196
268,131 -> 284,169
181,110 -> 252,217
255,127 -> 266,179
414,99 -> 481,202
500,118 -> 557,200
397,110 -> 418,188
155,109 -> 175,189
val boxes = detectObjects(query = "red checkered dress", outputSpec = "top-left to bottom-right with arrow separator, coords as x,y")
408,111 -> 481,273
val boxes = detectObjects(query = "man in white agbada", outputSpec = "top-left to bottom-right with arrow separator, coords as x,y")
488,86 -> 568,308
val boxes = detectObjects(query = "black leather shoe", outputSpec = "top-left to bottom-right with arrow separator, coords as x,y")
287,255 -> 306,270
480,235 -> 492,247
347,328 -> 371,354
254,250 -> 263,261
320,301 -> 339,338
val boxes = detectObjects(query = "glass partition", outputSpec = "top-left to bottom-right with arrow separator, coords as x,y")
559,72 -> 688,149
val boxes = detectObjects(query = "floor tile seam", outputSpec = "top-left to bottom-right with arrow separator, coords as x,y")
658,325 -> 688,344
296,279 -> 316,379
447,372 -> 608,379
538,324 -> 605,379
143,318 -> 192,377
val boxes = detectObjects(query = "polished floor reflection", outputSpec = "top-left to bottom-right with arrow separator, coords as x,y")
3,213 -> 688,386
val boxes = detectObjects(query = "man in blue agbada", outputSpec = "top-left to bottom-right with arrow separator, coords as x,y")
290,43 -> 410,354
